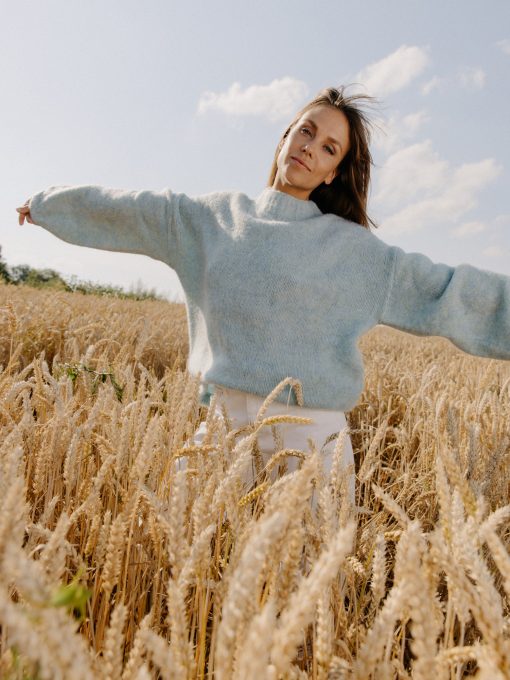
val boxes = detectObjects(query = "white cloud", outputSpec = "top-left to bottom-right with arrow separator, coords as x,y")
197,77 -> 309,122
452,221 -> 487,237
375,140 -> 448,208
373,110 -> 429,154
423,69 -> 485,95
453,159 -> 499,187
355,45 -> 430,97
483,245 -> 510,258
494,214 -> 510,227
403,111 -> 429,135
459,67 -> 486,90
496,39 -> 510,55
378,157 -> 502,235
421,76 -> 442,95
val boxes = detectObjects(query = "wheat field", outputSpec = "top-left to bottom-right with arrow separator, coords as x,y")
0,281 -> 509,679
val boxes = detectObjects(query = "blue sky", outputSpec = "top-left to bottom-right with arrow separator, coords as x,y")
2,0 -> 509,301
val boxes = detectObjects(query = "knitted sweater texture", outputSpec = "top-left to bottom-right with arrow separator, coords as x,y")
27,184 -> 510,409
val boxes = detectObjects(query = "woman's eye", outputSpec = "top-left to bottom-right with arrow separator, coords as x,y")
300,126 -> 334,153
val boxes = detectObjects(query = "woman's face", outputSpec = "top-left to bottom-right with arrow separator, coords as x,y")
272,104 -> 350,201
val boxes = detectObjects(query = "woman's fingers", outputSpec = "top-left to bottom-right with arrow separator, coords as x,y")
16,204 -> 34,225
16,207 -> 26,225
16,207 -> 27,225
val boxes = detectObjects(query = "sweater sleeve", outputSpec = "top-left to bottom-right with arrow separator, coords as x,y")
27,184 -> 205,275
379,245 -> 510,360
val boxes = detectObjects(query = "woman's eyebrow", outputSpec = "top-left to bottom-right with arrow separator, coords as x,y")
302,118 -> 343,152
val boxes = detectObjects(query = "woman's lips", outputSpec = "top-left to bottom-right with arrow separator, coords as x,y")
290,156 -> 310,171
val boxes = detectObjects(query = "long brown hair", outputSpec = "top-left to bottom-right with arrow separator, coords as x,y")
267,85 -> 378,230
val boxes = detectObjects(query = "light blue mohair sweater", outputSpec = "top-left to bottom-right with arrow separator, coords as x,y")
27,184 -> 510,410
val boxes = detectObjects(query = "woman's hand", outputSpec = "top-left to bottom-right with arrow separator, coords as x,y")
16,202 -> 35,225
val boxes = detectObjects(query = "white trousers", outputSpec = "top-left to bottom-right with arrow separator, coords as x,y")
183,384 -> 355,510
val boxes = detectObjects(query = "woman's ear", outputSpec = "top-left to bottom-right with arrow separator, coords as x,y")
325,166 -> 339,186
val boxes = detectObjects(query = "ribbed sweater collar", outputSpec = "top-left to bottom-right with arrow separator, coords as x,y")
254,187 -> 322,221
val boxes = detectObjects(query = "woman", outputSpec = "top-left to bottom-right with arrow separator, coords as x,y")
16,86 -> 510,511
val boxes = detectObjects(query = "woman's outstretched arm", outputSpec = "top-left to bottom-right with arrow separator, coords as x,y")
379,245 -> 510,361
16,184 -> 208,274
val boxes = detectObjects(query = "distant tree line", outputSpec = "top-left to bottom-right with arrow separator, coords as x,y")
0,246 -> 163,301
